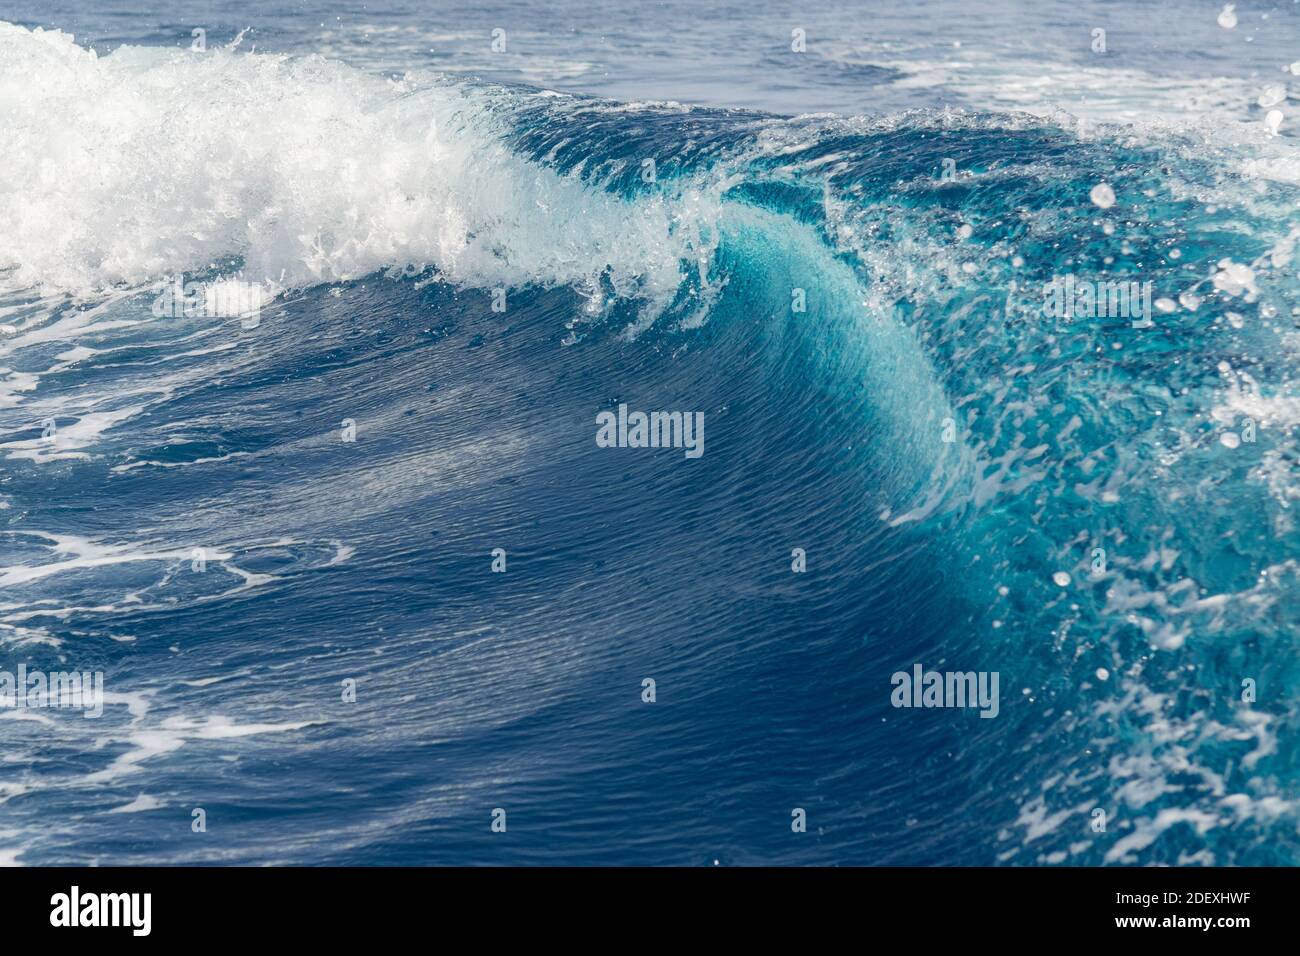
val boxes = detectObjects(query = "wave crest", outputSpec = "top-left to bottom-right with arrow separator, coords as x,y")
0,22 -> 696,305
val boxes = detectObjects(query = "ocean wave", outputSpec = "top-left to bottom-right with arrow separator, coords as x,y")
0,19 -> 1297,865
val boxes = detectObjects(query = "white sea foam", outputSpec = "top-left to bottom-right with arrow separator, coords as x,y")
107,793 -> 164,813
84,715 -> 317,783
0,22 -> 693,311
0,531 -> 233,587
1,405 -> 145,463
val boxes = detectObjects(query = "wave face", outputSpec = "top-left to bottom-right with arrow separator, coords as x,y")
1,18 -> 1299,866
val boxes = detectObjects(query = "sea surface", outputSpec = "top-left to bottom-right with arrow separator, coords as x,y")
0,0 -> 1298,865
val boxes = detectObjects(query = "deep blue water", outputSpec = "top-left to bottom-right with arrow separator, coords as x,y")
0,1 -> 1298,866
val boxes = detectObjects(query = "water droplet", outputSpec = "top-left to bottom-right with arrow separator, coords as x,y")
1053,572 -> 1071,587
1218,3 -> 1237,29
1213,259 -> 1256,297
1259,85 -> 1287,108
1096,668 -> 1110,681
1089,183 -> 1116,209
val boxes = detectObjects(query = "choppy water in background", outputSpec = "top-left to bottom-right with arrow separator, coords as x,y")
0,1 -> 1298,865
